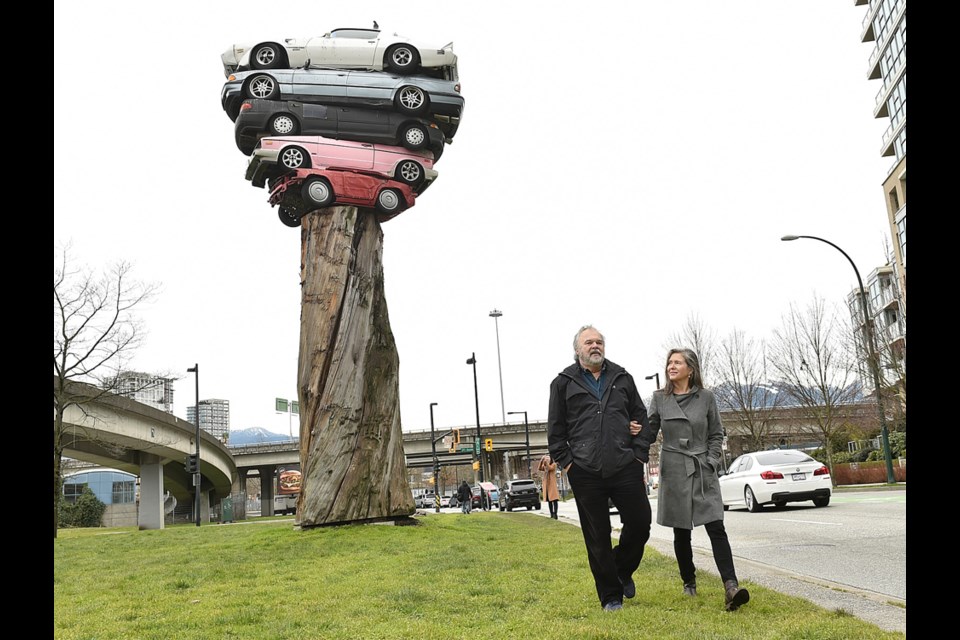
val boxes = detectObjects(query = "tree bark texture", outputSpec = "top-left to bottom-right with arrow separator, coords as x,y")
296,206 -> 415,527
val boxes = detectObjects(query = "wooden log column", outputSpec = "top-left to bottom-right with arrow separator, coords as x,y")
296,206 -> 415,527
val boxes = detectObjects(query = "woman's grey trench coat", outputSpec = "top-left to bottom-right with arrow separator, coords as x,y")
646,387 -> 725,529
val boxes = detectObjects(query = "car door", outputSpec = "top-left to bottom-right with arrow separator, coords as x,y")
344,70 -> 395,108
309,138 -> 376,172
336,107 -> 394,143
720,456 -> 747,503
327,32 -> 377,67
290,68 -> 349,103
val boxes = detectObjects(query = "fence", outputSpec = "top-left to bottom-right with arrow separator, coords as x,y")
832,458 -> 906,485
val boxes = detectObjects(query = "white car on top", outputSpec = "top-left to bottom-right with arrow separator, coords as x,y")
221,27 -> 456,78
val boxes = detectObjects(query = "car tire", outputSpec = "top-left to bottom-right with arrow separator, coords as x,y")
723,504 -> 729,511
536,503 -> 541,510
375,188 -> 405,214
301,176 -> 335,208
278,207 -> 302,227
279,146 -> 310,169
400,123 -> 429,151
813,496 -> 831,507
384,44 -> 421,74
246,74 -> 279,100
745,486 -> 763,513
395,86 -> 429,116
268,114 -> 299,136
251,43 -> 284,70
395,160 -> 424,187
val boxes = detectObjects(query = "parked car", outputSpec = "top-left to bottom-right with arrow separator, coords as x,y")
234,99 -> 449,157
470,485 -> 482,509
221,27 -> 457,78
265,167 -> 430,225
448,494 -> 459,509
221,68 -> 464,124
719,449 -> 832,512
499,479 -> 541,512
440,493 -> 451,508
248,134 -> 435,189
417,491 -> 436,509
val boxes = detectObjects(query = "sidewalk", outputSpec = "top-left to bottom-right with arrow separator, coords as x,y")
532,495 -> 906,635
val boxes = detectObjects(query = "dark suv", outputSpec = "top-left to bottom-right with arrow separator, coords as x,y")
498,479 -> 541,512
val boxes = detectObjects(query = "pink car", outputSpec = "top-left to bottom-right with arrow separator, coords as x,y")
249,134 -> 434,189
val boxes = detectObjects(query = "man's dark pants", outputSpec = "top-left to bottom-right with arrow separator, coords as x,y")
567,460 -> 652,606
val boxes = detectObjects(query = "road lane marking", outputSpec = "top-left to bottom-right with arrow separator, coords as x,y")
771,518 -> 842,525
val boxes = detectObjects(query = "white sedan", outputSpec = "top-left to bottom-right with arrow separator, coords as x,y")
719,449 -> 833,512
221,27 -> 457,78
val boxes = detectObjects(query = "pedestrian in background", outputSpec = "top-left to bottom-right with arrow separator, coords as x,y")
548,325 -> 652,612
538,454 -> 560,519
633,348 -> 750,611
457,480 -> 473,514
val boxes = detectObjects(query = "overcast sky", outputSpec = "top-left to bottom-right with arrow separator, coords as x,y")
54,1 -> 892,437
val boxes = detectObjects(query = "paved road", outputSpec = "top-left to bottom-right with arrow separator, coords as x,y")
444,488 -> 906,634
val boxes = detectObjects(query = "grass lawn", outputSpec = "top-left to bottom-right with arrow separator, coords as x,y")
54,512 -> 903,640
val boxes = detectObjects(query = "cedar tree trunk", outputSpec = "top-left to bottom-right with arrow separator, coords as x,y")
296,206 -> 415,527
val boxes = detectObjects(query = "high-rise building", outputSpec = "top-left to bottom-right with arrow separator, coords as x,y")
111,371 -> 175,413
187,399 -> 231,441
857,0 -> 906,305
851,0 -> 906,398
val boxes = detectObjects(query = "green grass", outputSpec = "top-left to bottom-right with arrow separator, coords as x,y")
54,513 -> 903,640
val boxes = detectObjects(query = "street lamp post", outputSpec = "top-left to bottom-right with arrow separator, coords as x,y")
466,353 -> 484,483
430,402 -> 439,513
187,364 -> 201,527
645,373 -> 661,389
508,411 -> 531,478
489,309 -> 506,424
781,234 -> 896,484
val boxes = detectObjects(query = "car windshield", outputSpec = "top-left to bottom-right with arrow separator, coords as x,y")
511,481 -> 535,489
755,450 -> 815,465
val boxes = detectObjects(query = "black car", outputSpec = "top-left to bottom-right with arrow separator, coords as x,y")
498,479 -> 541,512
234,100 -> 448,157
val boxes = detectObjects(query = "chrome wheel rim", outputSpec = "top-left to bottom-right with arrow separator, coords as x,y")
250,77 -> 275,98
280,148 -> 305,168
399,161 -> 420,183
272,116 -> 295,134
398,87 -> 424,111
379,190 -> 400,210
255,47 -> 276,67
405,128 -> 425,146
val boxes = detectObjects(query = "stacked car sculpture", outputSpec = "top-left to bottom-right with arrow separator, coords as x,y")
220,25 -> 462,226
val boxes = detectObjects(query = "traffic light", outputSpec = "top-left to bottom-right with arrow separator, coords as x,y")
185,453 -> 198,474
485,438 -> 493,452
428,476 -> 435,485
472,461 -> 480,471
449,428 -> 459,453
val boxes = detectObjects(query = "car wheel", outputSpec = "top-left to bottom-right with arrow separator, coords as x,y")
536,503 -> 541,510
526,505 -> 533,511
395,160 -> 424,187
385,44 -> 421,74
401,123 -> 429,151
506,504 -> 513,512
723,505 -> 729,511
375,188 -> 404,214
745,486 -> 763,513
251,43 -> 283,70
301,177 -> 334,208
813,496 -> 831,507
246,74 -> 279,100
268,114 -> 298,136
499,504 -> 504,512
278,207 -> 302,227
395,86 -> 429,116
279,146 -> 309,169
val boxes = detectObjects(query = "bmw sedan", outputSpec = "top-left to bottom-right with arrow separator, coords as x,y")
234,100 -> 448,157
221,67 -> 464,124
220,27 -> 457,78
719,450 -> 833,512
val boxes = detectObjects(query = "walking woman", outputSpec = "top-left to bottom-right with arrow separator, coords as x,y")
538,454 -> 560,519
633,348 -> 750,611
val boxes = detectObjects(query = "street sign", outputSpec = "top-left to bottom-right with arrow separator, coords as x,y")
474,440 -> 481,455
458,445 -> 473,453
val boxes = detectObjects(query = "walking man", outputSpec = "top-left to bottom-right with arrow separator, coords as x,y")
547,325 -> 652,612
457,480 -> 473,514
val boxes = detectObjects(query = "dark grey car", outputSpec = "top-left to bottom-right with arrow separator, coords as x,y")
234,100 -> 447,157
221,67 -> 464,127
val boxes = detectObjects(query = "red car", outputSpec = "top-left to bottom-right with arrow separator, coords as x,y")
267,167 -> 427,226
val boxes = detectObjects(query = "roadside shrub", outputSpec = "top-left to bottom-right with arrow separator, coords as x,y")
832,460 -> 906,485
59,487 -> 106,528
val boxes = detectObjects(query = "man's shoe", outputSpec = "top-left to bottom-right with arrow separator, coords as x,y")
602,600 -> 623,612
724,580 -> 750,611
620,576 -> 636,599
682,582 -> 697,597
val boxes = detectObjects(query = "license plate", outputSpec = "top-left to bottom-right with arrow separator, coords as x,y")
792,473 -> 805,481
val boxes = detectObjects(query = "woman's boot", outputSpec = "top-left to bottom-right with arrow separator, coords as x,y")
724,580 -> 750,611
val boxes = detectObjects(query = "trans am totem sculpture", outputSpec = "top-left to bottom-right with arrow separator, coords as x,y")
220,27 -> 463,527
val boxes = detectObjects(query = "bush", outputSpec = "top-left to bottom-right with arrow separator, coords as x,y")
60,487 -> 106,528
888,431 -> 906,458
